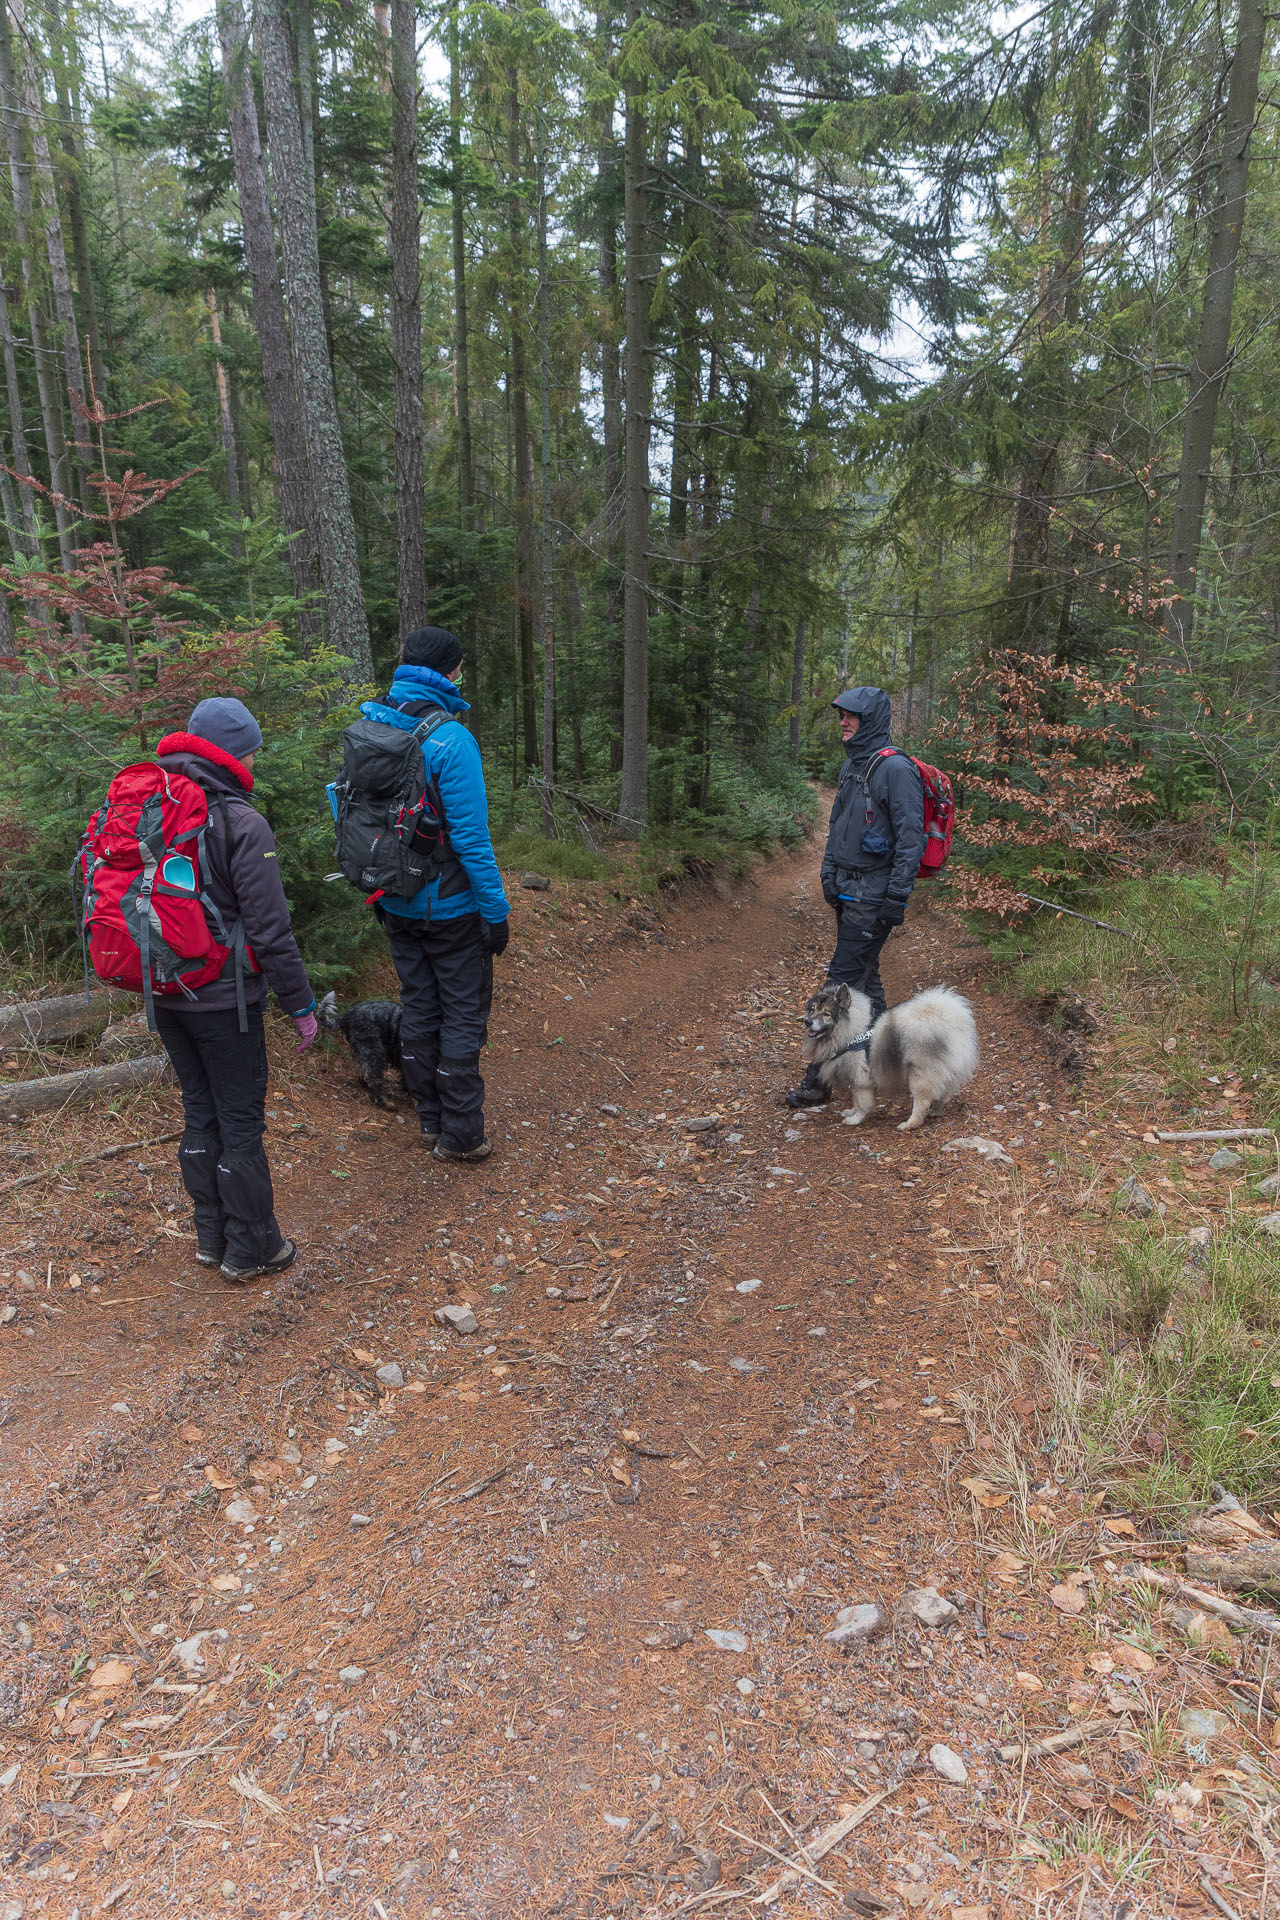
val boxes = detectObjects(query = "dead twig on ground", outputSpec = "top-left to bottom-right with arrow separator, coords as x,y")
0,1130 -> 182,1194
1152,1127 -> 1276,1143
228,1771 -> 301,1831
1124,1564 -> 1280,1633
753,1788 -> 895,1905
998,1717 -> 1114,1764
717,1823 -> 839,1897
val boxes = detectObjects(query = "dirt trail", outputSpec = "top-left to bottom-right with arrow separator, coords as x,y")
0,842 -> 1169,1918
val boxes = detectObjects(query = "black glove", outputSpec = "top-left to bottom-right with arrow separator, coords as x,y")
821,876 -> 841,909
481,918 -> 510,957
877,896 -> 908,929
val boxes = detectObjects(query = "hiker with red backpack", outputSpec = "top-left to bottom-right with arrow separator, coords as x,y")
79,697 -> 317,1280
787,685 -> 954,1109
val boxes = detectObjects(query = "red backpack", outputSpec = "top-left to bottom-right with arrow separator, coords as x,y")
76,762 -> 250,1030
875,747 -> 956,878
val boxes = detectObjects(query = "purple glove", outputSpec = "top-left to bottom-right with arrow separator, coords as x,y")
293,1010 -> 319,1053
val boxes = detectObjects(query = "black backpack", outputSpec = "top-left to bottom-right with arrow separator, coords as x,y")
331,708 -> 453,902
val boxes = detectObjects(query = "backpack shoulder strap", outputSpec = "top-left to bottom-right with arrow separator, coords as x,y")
408,707 -> 453,746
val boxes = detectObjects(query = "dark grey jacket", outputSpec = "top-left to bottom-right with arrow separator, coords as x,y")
155,733 -> 314,1017
820,688 -> 925,906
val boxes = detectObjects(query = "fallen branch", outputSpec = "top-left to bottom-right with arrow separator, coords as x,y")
0,1130 -> 182,1195
718,1823 -> 839,1898
754,1788 -> 895,1906
1,1053 -> 171,1119
0,988 -> 134,1043
450,1463 -> 510,1503
1152,1127 -> 1276,1143
1122,1563 -> 1280,1634
997,1717 -> 1113,1764
1015,893 -> 1133,936
1186,1543 -> 1280,1593
228,1770 -> 301,1832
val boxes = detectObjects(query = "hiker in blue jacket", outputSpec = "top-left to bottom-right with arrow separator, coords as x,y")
360,626 -> 509,1161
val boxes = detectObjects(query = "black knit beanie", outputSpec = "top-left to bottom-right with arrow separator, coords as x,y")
400,625 -> 463,676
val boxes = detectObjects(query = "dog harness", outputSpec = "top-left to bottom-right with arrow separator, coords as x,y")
828,1027 -> 875,1062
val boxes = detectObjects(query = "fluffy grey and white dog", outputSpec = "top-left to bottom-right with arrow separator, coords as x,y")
318,990 -> 404,1109
802,981 -> 979,1131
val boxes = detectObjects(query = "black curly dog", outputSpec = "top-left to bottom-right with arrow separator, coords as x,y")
317,991 -> 404,1109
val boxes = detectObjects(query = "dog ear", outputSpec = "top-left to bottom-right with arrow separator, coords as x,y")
836,984 -> 851,1014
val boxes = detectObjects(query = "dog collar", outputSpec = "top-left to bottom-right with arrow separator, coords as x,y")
830,1028 -> 875,1061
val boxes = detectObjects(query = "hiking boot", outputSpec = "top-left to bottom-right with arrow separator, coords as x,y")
220,1238 -> 298,1284
785,1081 -> 830,1109
433,1138 -> 493,1165
196,1241 -> 225,1269
418,1129 -> 440,1150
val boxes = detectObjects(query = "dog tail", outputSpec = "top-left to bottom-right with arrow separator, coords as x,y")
317,990 -> 340,1032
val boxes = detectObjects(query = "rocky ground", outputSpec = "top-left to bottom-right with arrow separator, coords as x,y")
1,831 -> 1276,1919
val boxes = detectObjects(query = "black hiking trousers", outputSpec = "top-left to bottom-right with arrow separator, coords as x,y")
383,910 -> 493,1151
155,1003 -> 284,1269
827,898 -> 894,1020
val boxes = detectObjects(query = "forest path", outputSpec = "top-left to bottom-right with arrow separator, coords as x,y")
1,838 -> 1134,1919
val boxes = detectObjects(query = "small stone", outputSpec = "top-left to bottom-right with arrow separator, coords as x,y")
224,1498 -> 259,1524
704,1628 -> 749,1653
279,1442 -> 302,1465
685,1116 -> 718,1133
349,1513 -> 373,1528
825,1603 -> 886,1648
899,1587 -> 960,1629
928,1743 -> 968,1784
728,1357 -> 752,1373
1209,1148 -> 1242,1171
434,1302 -> 479,1335
600,1103 -> 622,1117
0,1763 -> 19,1788
1178,1706 -> 1229,1741
520,871 -> 551,891
807,1326 -> 827,1338
1114,1174 -> 1156,1217
941,1136 -> 1013,1165
376,1363 -> 404,1389
324,1438 -> 348,1455
339,1665 -> 366,1684
1255,1173 -> 1280,1198
1256,1214 -> 1280,1238
0,1305 -> 15,1325
736,1677 -> 755,1695
735,1279 -> 761,1294
545,1286 -> 563,1299
602,1812 -> 630,1831
220,1882 -> 237,1901
111,1401 -> 131,1415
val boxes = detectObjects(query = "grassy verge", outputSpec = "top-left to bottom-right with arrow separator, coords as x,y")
966,852 -> 1280,1530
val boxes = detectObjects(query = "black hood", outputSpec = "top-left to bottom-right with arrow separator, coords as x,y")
833,685 -> 893,761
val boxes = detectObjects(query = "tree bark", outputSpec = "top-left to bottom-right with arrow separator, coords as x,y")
448,13 -> 473,524
0,0 -> 77,586
255,0 -> 373,679
789,617 -> 805,756
619,0 -> 650,833
0,276 -> 43,558
507,79 -> 538,770
215,0 -> 321,640
15,0 -> 90,503
1165,0 -> 1264,654
46,0 -> 104,388
595,9 -> 624,772
388,0 -> 427,637
538,121 -> 556,826
205,289 -> 242,548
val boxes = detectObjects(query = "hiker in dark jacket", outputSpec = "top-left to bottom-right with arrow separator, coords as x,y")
358,624 -> 509,1162
787,686 -> 925,1108
154,697 -> 317,1279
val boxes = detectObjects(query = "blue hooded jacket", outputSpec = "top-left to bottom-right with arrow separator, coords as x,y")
358,664 -> 510,925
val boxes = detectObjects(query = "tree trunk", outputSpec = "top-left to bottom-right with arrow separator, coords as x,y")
388,0 -> 427,637
619,0 -> 650,834
449,14 -> 473,524
16,0 -> 90,503
596,10 -> 624,773
255,0 -> 372,679
537,120 -> 555,828
205,289 -> 243,542
215,0 -> 322,641
46,0 -> 105,399
1165,0 -> 1264,654
507,80 -> 538,771
0,276 -> 43,558
0,2 -> 76,580
789,617 -> 805,755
